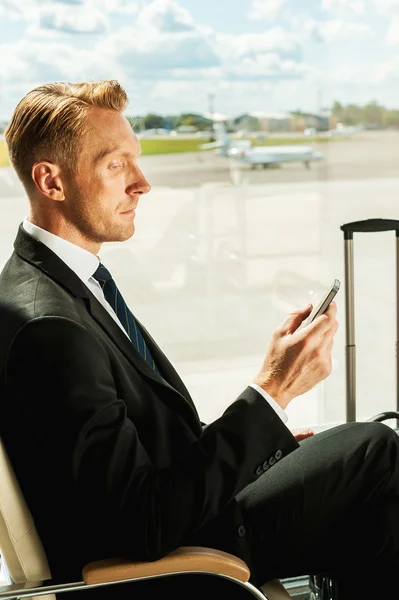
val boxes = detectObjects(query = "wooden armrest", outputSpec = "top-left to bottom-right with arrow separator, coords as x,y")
82,546 -> 250,585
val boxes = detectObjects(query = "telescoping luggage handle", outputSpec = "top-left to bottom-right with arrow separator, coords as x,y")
340,219 -> 399,423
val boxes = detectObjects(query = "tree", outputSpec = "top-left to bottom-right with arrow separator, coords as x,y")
362,101 -> 384,128
330,100 -> 395,128
182,116 -> 195,127
332,101 -> 343,121
383,110 -> 399,129
174,114 -> 212,131
143,114 -> 165,129
342,104 -> 362,125
164,116 -> 179,130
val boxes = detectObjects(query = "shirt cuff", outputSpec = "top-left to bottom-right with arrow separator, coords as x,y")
249,383 -> 288,424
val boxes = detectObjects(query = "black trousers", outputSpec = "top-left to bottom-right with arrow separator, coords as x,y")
237,421 -> 399,599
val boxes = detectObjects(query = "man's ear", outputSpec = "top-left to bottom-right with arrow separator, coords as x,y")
31,161 -> 65,201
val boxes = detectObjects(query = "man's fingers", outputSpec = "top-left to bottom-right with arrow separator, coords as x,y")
323,318 -> 339,345
306,301 -> 337,336
280,304 -> 313,334
325,301 -> 337,319
292,429 -> 315,442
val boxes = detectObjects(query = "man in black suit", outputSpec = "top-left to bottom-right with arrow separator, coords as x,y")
1,80 -> 399,599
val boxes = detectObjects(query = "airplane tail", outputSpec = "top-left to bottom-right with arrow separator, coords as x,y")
213,122 -> 230,144
199,122 -> 231,151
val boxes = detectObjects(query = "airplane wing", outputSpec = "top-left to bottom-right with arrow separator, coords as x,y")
199,141 -> 225,150
249,144 -> 314,155
229,145 -> 324,165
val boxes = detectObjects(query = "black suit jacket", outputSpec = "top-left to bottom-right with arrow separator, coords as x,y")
0,225 -> 298,593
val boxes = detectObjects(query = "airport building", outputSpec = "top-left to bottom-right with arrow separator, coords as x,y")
290,110 -> 336,132
233,111 -> 294,133
232,110 -> 336,134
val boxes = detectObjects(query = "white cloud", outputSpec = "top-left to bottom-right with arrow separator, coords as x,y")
143,76 -> 327,116
53,0 -> 84,4
321,0 -> 365,15
95,1 -> 220,75
0,0 -> 140,28
137,0 -> 195,32
371,0 -> 399,12
145,78 -> 274,115
212,28 -> 313,82
369,0 -> 399,45
105,27 -> 220,73
385,16 -> 399,45
224,53 -> 317,80
0,0 -> 37,18
1,1 -> 219,90
330,56 -> 399,85
168,66 -> 223,80
1,0 -> 395,119
103,0 -> 141,15
0,43 -> 32,80
302,18 -> 372,43
248,0 -> 285,21
0,38 -> 123,83
216,28 -> 301,61
1,6 -> 309,104
39,4 -> 107,33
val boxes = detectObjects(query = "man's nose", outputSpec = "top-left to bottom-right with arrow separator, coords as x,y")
128,168 -> 151,195
139,174 -> 151,195
134,167 -> 151,194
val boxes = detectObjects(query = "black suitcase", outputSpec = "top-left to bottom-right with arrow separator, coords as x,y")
309,218 -> 399,599
341,218 -> 399,424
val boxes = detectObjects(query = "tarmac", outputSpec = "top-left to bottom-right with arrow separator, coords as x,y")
1,130 -> 399,430
136,130 -> 399,188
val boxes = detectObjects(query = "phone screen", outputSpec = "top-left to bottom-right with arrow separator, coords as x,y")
306,279 -> 340,326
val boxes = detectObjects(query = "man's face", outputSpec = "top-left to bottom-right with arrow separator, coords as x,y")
63,108 -> 150,247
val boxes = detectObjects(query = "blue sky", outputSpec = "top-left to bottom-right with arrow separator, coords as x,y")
1,0 -> 399,120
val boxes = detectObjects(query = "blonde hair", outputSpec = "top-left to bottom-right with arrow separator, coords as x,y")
5,80 -> 128,191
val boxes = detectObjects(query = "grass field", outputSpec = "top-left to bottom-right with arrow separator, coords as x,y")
140,138 -> 207,155
139,135 -> 344,155
0,135 -> 347,167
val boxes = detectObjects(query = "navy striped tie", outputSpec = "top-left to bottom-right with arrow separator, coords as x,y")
93,263 -> 160,373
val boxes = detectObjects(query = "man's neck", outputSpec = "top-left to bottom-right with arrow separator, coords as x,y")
26,215 -> 101,255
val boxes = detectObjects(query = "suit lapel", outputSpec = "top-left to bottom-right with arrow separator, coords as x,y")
13,224 -> 200,424
85,293 -> 200,421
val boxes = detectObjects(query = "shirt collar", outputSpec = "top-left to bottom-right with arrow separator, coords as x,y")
23,218 -> 100,284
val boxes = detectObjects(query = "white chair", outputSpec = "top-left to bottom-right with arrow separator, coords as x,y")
0,439 -> 291,599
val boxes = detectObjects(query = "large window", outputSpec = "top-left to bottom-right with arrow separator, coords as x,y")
1,0 -> 398,428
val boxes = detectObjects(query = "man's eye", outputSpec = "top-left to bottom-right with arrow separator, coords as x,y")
109,162 -> 124,170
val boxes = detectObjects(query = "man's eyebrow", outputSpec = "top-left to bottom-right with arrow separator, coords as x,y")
93,146 -> 142,163
93,146 -> 120,163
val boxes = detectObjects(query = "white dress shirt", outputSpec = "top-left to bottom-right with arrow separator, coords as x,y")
22,218 -> 287,423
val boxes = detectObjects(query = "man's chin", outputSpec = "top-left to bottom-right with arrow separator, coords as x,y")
103,225 -> 135,243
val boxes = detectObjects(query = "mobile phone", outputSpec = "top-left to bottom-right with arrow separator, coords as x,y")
305,279 -> 340,326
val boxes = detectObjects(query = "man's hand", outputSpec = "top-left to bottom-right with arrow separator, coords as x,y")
291,429 -> 315,442
253,301 -> 338,410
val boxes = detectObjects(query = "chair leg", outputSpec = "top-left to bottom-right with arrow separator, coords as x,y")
309,575 -> 338,600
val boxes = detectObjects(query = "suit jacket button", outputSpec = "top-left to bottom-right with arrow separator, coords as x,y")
237,525 -> 246,538
262,461 -> 270,471
275,449 -> 283,460
255,465 -> 263,476
269,456 -> 276,466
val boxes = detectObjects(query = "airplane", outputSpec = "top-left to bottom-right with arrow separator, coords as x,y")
200,123 -> 324,169
327,123 -> 362,137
